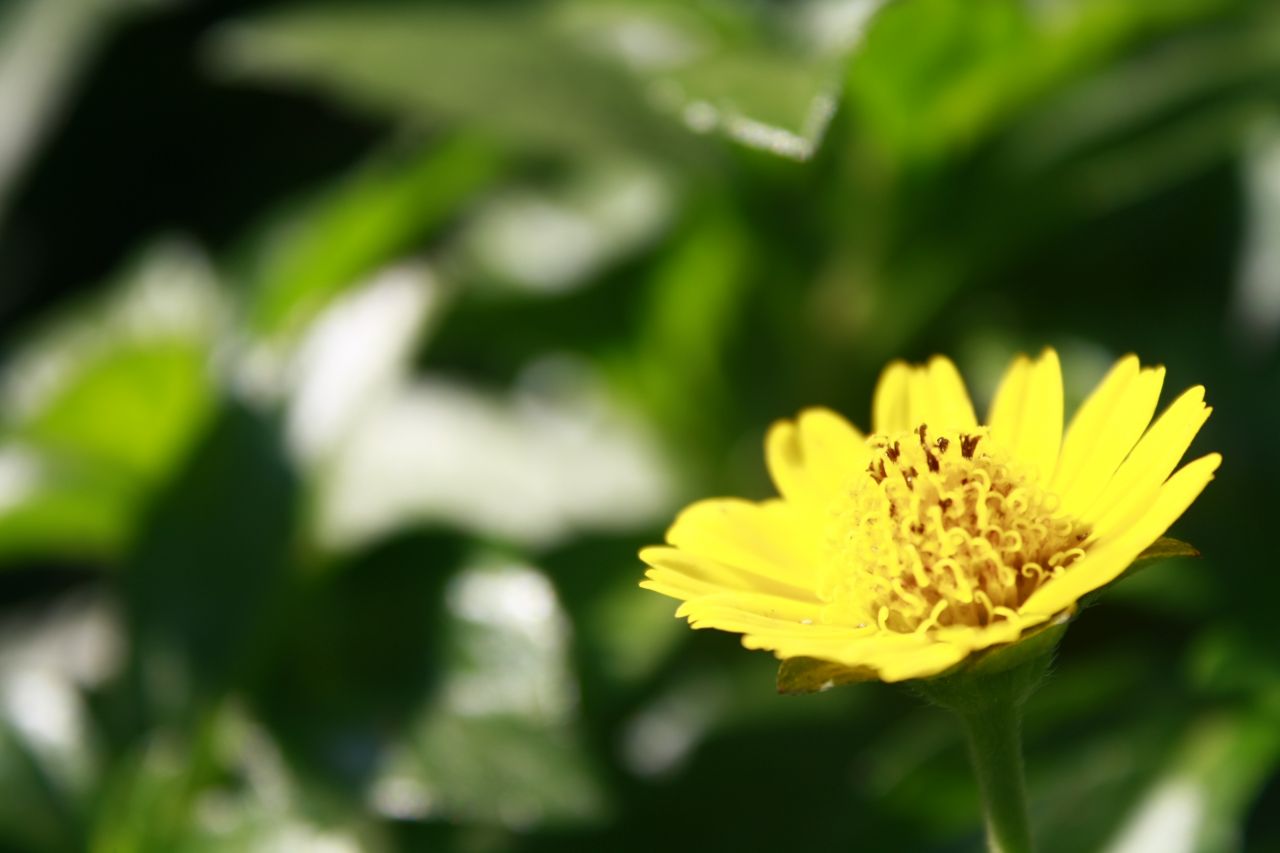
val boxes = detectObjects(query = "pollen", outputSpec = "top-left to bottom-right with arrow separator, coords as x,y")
821,424 -> 1090,633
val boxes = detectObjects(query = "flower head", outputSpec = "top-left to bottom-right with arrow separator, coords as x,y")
640,350 -> 1219,682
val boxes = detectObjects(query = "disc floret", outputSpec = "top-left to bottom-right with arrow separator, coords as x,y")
822,424 -> 1090,633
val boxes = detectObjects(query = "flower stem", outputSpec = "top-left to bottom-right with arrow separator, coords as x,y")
912,622 -> 1064,852
957,700 -> 1033,853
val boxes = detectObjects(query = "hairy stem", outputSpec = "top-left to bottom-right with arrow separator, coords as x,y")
958,700 -> 1034,853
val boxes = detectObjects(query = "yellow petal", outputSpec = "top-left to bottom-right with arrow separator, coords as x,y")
640,544 -> 817,605
1023,453 -> 1221,615
740,611 -> 1049,682
871,643 -> 970,682
665,498 -> 821,590
932,612 -> 1043,651
914,356 -> 980,430
742,629 -> 968,682
1051,356 -> 1165,518
676,593 -> 825,629
872,356 -> 978,434
1083,386 -> 1211,536
765,407 -> 867,509
988,348 -> 1063,484
872,360 -> 912,434
667,596 -> 851,641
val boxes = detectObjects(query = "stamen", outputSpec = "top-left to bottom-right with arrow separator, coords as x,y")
822,425 -> 1091,636
915,599 -> 949,633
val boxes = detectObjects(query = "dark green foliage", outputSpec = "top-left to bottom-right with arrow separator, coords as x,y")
0,0 -> 1277,850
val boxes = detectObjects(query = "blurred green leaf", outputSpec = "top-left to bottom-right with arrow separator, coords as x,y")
459,158 -> 673,294
620,205 -> 748,459
831,0 -> 1280,352
1094,711 -> 1280,853
242,136 -> 505,338
20,344 -> 213,480
371,559 -> 608,830
256,531 -> 460,791
208,3 -> 700,162
559,0 -> 874,160
0,243 -> 221,564
91,732 -> 206,853
0,715 -> 86,851
846,0 -> 1236,173
380,710 -> 607,829
91,708 -> 383,853
0,452 -> 138,562
124,402 -> 296,725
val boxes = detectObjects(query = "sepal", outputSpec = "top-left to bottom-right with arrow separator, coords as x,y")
776,656 -> 876,695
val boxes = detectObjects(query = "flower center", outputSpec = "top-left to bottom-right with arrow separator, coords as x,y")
821,424 -> 1090,633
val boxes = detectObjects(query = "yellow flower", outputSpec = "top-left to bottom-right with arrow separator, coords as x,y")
640,350 -> 1219,683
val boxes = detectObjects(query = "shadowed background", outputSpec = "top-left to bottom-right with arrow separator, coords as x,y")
0,0 -> 1276,850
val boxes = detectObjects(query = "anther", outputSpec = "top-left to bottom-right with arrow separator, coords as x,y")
935,436 -> 950,453
960,434 -> 982,459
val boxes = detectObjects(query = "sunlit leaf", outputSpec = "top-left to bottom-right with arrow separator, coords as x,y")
372,560 -> 608,828
208,3 -> 699,162
0,243 -> 222,564
377,711 -> 607,829
1098,712 -> 1280,853
559,0 -> 880,160
91,707 -> 383,852
242,136 -> 504,338
313,369 -> 672,553
0,706 -> 89,850
460,159 -> 673,294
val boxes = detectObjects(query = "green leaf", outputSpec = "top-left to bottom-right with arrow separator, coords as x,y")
0,715 -> 86,851
845,0 -> 1236,173
123,402 -> 297,726
207,4 -> 699,162
0,452 -> 138,562
19,343 -> 214,480
380,711 -> 608,828
242,136 -> 505,338
1094,711 -> 1280,853
370,559 -> 608,828
255,531 -> 460,789
91,706 -> 382,853
0,243 -> 221,565
558,0 -> 872,160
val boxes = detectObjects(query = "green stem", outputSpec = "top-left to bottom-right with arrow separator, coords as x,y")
958,701 -> 1034,853
912,622 -> 1064,852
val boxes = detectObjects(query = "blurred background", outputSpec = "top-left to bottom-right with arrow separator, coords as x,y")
0,0 -> 1276,850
